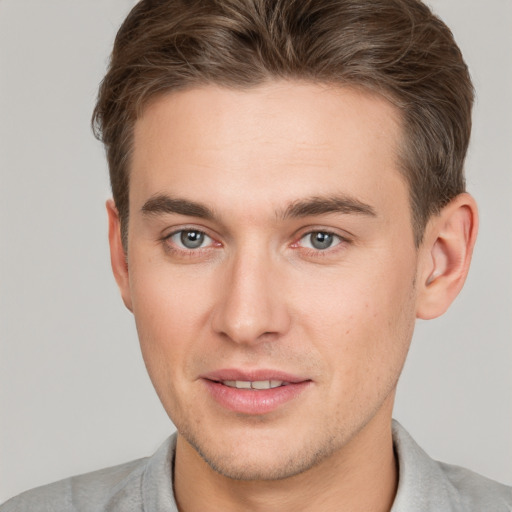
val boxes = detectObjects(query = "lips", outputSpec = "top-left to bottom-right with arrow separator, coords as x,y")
201,369 -> 311,415
222,380 -> 285,389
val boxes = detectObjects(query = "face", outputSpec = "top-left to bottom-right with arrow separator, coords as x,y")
118,82 -> 421,480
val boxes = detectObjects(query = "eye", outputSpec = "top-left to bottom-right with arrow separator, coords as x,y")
299,231 -> 342,250
169,229 -> 213,250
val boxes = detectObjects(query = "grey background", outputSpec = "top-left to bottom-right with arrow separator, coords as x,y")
0,0 -> 510,502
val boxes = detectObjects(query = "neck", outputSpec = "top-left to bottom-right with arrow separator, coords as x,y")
173,406 -> 398,512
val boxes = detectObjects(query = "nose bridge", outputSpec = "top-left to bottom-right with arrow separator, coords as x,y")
211,240 -> 289,344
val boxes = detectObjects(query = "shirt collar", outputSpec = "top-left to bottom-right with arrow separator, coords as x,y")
142,433 -> 178,512
141,421 -> 464,512
391,419 -> 463,511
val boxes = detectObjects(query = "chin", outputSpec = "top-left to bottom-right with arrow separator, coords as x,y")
181,424 -> 341,481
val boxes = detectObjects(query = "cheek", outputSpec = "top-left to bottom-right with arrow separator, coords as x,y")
131,258 -> 211,332
349,263 -> 417,390
128,264 -> 212,387
293,255 -> 416,380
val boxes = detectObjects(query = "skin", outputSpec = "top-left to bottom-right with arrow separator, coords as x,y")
107,82 -> 478,511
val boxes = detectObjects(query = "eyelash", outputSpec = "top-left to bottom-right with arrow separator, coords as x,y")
161,228 -> 350,258
162,227 -> 219,257
291,230 -> 350,259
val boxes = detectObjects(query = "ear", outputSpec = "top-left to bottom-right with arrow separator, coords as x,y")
106,199 -> 133,312
416,193 -> 478,320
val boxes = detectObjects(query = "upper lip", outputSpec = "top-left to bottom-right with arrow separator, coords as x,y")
201,369 -> 309,383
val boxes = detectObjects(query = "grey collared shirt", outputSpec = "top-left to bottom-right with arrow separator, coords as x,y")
2,421 -> 511,511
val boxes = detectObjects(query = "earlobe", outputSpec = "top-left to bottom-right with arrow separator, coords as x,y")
106,199 -> 133,312
416,193 -> 478,320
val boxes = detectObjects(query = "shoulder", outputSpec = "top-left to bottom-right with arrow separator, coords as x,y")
0,457 -> 148,512
438,461 -> 512,510
1,435 -> 177,512
392,420 -> 512,511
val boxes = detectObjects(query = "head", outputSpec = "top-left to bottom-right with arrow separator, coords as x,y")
96,0 -> 477,483
93,0 -> 473,250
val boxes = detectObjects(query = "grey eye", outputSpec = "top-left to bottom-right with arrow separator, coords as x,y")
171,230 -> 211,249
300,231 -> 340,250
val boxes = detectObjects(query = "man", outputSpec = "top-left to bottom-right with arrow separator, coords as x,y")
1,0 -> 510,510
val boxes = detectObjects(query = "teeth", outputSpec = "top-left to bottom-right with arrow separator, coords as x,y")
222,380 -> 284,389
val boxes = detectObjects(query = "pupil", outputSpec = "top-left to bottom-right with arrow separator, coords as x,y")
311,232 -> 333,250
181,230 -> 204,249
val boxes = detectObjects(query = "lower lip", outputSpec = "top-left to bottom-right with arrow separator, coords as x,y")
203,380 -> 311,415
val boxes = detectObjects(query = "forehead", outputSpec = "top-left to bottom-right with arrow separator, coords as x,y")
130,82 -> 407,221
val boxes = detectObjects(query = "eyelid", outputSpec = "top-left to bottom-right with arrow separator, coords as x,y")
163,224 -> 214,240
299,231 -> 341,247
292,226 -> 352,243
160,224 -> 352,256
289,227 -> 353,258
162,225 -> 222,252
171,230 -> 212,249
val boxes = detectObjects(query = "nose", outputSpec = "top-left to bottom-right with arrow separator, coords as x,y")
211,249 -> 291,345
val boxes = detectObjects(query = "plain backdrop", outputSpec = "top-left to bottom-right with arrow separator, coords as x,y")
0,0 -> 511,502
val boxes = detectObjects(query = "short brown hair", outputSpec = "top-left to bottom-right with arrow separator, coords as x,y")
92,0 -> 474,248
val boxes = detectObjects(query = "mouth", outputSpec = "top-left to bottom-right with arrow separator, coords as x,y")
201,370 -> 311,415
216,379 -> 287,390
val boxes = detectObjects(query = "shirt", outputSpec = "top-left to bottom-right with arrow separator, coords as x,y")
1,420 -> 511,511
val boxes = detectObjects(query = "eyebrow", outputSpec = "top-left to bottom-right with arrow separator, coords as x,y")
141,195 -> 215,220
280,195 -> 376,219
141,193 -> 376,221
